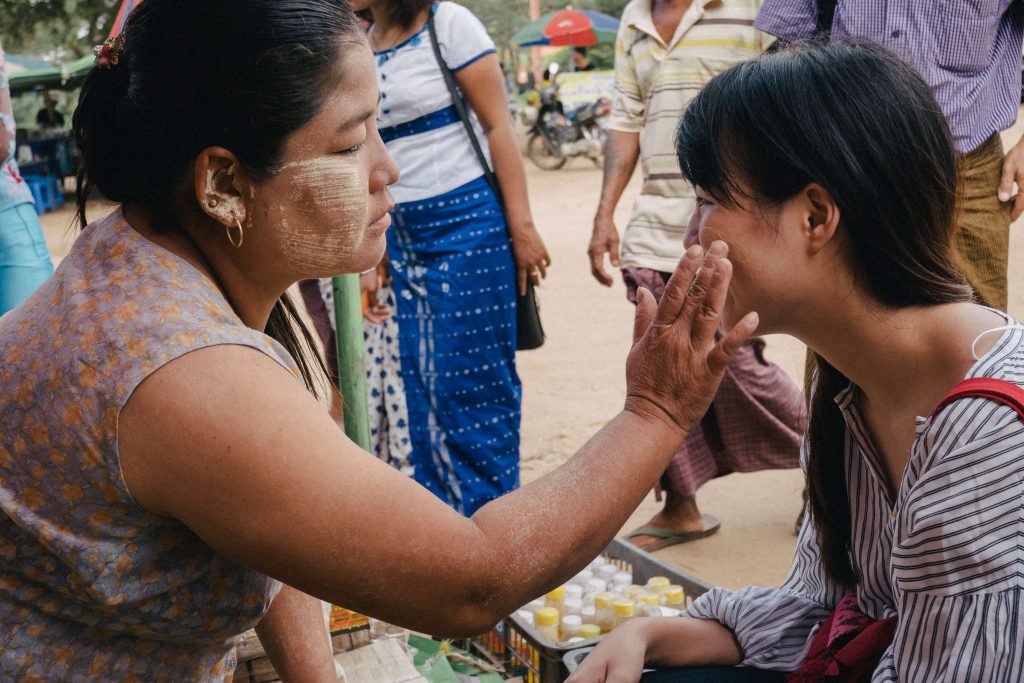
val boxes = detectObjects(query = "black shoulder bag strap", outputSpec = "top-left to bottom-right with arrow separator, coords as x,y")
426,6 -> 505,209
424,3 -> 545,350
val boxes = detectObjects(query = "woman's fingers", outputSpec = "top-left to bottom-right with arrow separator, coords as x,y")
675,241 -> 726,329
708,310 -> 759,375
653,244 -> 704,326
632,287 -> 657,344
691,246 -> 732,344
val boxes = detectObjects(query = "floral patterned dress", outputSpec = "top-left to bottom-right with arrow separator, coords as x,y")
0,209 -> 298,681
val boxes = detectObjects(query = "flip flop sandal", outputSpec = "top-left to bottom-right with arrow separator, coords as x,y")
625,514 -> 721,552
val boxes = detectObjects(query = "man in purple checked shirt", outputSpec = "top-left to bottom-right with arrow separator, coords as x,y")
756,0 -> 1024,311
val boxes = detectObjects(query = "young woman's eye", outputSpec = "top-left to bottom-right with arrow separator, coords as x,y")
338,144 -> 363,156
695,196 -> 710,207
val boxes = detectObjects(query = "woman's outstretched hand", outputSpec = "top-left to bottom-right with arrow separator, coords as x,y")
624,240 -> 757,435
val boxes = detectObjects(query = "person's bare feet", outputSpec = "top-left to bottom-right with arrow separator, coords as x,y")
626,492 -> 719,551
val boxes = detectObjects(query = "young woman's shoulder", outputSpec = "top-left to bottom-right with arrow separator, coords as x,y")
434,1 -> 488,35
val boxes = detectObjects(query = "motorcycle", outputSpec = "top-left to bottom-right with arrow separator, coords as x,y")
522,68 -> 611,170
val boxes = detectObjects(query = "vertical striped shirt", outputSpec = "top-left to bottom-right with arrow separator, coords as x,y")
686,320 -> 1024,681
608,0 -> 767,272
755,0 -> 1024,154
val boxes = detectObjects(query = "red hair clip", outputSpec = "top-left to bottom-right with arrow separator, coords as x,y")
92,36 -> 124,69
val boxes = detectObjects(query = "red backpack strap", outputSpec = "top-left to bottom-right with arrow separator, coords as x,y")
932,377 -> 1024,420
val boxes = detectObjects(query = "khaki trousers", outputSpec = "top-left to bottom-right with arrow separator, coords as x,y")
956,133 -> 1011,310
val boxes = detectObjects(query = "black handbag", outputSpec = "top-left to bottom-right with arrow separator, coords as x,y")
426,7 -> 545,351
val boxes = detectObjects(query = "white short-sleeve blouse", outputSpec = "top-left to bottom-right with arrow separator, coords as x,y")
374,2 -> 496,205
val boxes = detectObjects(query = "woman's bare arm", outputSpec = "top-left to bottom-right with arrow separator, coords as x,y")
118,244 -> 755,636
254,585 -> 336,682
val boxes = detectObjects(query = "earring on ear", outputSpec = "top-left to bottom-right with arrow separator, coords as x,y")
207,197 -> 219,208
226,216 -> 244,248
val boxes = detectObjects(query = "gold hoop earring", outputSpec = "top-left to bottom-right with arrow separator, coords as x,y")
226,218 -> 244,248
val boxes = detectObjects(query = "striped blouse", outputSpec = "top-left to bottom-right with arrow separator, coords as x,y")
686,320 -> 1024,681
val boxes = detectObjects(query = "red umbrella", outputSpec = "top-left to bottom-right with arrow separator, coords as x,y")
511,8 -> 620,47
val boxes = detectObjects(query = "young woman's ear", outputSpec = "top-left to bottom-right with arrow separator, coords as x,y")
193,147 -> 249,228
803,183 -> 840,255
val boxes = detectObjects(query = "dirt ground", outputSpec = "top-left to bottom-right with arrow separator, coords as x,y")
37,119 -> 1024,592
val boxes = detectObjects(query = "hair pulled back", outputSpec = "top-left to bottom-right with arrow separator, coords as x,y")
73,0 -> 363,394
359,0 -> 434,30
675,40 -> 971,588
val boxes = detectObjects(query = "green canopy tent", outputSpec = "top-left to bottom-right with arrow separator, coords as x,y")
8,54 -> 94,95
7,0 -> 140,95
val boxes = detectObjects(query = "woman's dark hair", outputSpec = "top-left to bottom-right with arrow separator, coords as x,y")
73,0 -> 364,395
675,39 -> 971,588
363,0 -> 435,29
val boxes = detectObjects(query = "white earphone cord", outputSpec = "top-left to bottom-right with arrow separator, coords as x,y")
971,325 -> 1024,361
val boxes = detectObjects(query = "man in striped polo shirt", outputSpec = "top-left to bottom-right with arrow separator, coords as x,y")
756,0 -> 1024,311
588,0 -> 808,550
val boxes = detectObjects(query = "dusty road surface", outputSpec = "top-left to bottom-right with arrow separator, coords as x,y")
38,120 -> 1024,591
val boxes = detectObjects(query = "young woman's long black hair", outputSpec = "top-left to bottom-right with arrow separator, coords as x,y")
72,0 -> 364,395
675,40 -> 971,587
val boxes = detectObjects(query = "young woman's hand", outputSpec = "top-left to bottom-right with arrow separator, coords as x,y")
509,220 -> 551,296
360,269 -> 390,324
566,617 -> 745,683
624,240 -> 758,434
567,619 -> 650,683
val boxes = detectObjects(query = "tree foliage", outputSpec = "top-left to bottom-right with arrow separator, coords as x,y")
0,0 -> 120,60
0,0 -> 630,64
461,0 -> 630,65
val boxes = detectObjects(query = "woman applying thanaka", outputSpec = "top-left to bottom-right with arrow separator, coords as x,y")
0,1 -> 756,680
569,41 -> 1024,682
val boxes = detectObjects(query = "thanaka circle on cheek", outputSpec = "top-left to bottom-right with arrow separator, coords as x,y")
264,156 -> 371,273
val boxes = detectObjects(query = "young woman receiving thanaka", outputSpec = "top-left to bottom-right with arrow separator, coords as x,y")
568,40 -> 1024,683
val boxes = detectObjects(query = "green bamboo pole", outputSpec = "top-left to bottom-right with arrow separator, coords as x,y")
332,274 -> 371,451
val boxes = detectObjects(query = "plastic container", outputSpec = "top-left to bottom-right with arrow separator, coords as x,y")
646,576 -> 671,593
612,600 -> 635,629
525,598 -> 546,615
516,609 -> 536,626
638,593 -> 662,617
571,569 -> 594,587
579,624 -> 601,640
595,564 -> 618,582
584,577 -> 608,601
622,585 -> 645,601
535,607 -> 560,643
545,586 -> 566,617
593,592 -> 615,634
560,615 -> 582,642
468,538 -> 714,683
611,571 -> 633,590
563,597 -> 583,617
661,585 -> 685,610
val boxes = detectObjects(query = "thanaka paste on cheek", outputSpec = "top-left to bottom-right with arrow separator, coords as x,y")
259,156 -> 370,274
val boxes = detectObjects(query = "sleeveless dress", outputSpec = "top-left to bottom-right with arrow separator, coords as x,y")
0,209 -> 297,681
